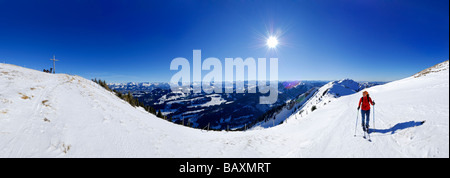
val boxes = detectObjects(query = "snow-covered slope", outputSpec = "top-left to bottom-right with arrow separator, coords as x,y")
0,63 -> 203,157
252,79 -> 378,129
413,60 -> 449,78
290,79 -> 372,119
283,60 -> 449,157
252,88 -> 318,129
0,61 -> 448,158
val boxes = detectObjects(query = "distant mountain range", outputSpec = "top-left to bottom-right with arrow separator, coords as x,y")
109,80 -> 386,130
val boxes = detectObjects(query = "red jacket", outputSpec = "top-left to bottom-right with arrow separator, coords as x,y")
358,96 -> 374,111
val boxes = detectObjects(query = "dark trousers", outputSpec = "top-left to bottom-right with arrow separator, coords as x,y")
361,109 -> 370,128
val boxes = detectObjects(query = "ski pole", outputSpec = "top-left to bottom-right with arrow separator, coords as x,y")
354,109 -> 359,137
373,104 -> 375,129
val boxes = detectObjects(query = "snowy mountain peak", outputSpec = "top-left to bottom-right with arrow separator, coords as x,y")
337,78 -> 354,83
283,78 -> 387,125
414,60 -> 449,78
329,79 -> 361,97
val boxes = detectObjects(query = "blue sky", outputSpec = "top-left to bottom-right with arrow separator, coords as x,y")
0,0 -> 448,83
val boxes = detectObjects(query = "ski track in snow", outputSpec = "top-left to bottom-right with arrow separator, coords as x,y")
0,61 -> 448,158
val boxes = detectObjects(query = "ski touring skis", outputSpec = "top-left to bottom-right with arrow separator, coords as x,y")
361,126 -> 371,142
366,129 -> 372,142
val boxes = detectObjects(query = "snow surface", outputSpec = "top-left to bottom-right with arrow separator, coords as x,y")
187,94 -> 226,108
0,61 -> 448,158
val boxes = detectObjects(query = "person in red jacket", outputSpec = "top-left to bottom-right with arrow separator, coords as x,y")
358,91 -> 375,132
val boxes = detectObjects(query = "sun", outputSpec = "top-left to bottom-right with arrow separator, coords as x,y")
266,36 -> 279,48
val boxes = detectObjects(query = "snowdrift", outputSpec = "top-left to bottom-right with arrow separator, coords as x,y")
0,60 -> 448,158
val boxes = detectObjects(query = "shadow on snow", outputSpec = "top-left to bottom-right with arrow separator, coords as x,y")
369,121 -> 425,135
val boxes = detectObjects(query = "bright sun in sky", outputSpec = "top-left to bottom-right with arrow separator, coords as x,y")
266,36 -> 279,48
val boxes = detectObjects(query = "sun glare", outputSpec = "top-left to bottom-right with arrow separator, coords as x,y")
266,36 -> 279,48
